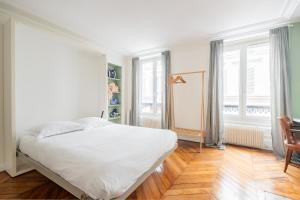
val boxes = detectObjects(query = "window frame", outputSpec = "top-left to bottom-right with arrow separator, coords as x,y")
139,56 -> 162,116
223,38 -> 271,126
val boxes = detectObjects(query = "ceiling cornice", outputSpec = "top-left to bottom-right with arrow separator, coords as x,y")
131,17 -> 300,56
209,17 -> 300,41
281,0 -> 300,19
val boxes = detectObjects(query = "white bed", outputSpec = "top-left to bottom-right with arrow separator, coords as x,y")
18,124 -> 177,200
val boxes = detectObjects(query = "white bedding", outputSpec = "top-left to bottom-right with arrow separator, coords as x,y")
19,124 -> 177,200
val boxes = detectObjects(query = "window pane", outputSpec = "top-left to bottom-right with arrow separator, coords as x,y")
156,60 -> 162,114
223,50 -> 240,115
246,43 -> 270,117
141,61 -> 154,113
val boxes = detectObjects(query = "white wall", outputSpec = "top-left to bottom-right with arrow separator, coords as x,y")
125,42 -> 210,129
14,22 -> 106,134
170,42 -> 209,130
106,50 -> 127,67
0,24 -> 4,171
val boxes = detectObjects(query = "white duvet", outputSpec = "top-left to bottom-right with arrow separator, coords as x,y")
19,124 -> 177,200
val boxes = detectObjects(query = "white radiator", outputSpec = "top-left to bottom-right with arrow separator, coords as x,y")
224,125 -> 272,149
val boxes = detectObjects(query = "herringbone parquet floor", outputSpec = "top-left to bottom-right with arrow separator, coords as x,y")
1,140 -> 300,200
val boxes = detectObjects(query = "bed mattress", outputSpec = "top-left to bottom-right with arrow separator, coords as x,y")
19,124 -> 177,200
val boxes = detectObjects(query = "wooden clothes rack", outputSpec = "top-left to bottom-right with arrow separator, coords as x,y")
169,70 -> 206,152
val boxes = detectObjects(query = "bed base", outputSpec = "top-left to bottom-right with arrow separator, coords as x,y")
17,144 -> 177,200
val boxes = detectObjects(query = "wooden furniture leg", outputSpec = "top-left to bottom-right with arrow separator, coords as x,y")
284,149 -> 293,172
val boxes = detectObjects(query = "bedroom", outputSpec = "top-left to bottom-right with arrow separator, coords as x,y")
0,0 -> 300,199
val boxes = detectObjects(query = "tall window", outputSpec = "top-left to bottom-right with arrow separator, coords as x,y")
223,39 -> 270,124
140,57 -> 162,115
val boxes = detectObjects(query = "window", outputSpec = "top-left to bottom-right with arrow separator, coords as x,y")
140,57 -> 162,115
224,50 -> 240,115
246,44 -> 270,117
223,39 -> 270,124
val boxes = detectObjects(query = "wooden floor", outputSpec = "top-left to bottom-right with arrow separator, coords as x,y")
1,140 -> 300,200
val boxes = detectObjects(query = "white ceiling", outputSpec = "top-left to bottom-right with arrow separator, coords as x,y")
293,2 -> 300,18
0,0 -> 299,55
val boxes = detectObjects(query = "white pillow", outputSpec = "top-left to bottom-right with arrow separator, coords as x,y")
76,117 -> 112,130
31,121 -> 83,139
